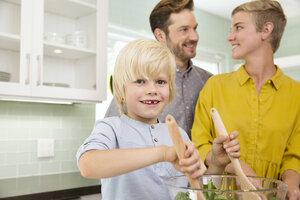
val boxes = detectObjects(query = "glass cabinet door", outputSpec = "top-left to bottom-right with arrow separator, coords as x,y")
0,0 -> 32,97
41,0 -> 98,91
0,0 -> 107,103
0,0 -> 21,85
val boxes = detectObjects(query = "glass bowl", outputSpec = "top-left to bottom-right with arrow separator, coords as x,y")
164,174 -> 287,200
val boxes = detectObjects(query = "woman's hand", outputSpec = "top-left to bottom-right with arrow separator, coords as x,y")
282,169 -> 300,200
211,130 -> 241,168
286,186 -> 300,200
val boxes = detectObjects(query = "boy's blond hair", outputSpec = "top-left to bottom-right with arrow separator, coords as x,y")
113,39 -> 176,114
232,0 -> 287,53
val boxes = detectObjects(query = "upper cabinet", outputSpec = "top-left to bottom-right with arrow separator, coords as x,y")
0,0 -> 108,103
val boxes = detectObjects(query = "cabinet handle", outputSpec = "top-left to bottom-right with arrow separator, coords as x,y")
25,53 -> 30,85
36,55 -> 42,86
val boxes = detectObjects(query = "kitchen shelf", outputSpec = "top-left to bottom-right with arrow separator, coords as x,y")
44,0 -> 96,18
0,0 -> 108,103
44,41 -> 96,59
0,32 -> 20,51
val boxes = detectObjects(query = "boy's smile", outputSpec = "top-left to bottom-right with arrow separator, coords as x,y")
141,100 -> 160,106
124,70 -> 170,124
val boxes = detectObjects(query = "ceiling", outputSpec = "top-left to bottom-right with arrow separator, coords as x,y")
194,0 -> 300,24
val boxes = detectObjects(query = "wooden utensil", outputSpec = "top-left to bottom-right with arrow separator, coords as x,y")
210,108 -> 261,200
166,115 -> 205,200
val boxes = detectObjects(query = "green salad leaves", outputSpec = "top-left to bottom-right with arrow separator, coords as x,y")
174,179 -> 282,200
175,192 -> 192,200
202,179 -> 232,200
174,179 -> 233,200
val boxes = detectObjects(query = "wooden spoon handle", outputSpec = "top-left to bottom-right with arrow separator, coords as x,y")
210,108 -> 261,199
166,115 -> 199,186
166,115 -> 205,200
210,108 -> 234,160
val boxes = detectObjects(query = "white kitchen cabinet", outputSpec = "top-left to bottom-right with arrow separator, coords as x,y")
0,0 -> 107,103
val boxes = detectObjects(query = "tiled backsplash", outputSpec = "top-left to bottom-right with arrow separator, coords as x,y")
0,101 -> 99,197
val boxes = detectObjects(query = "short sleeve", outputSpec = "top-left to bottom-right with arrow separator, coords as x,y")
76,119 -> 118,167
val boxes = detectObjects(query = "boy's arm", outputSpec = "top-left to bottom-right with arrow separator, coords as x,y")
79,141 -> 206,180
282,169 -> 300,199
79,146 -> 170,178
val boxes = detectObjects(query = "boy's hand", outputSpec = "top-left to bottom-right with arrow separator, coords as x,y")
165,142 -> 206,179
211,130 -> 241,168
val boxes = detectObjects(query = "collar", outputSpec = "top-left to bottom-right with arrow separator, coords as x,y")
176,60 -> 193,74
120,114 -> 161,128
269,66 -> 284,90
237,65 -> 284,90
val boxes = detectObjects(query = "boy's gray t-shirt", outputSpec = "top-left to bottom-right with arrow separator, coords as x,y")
76,115 -> 189,200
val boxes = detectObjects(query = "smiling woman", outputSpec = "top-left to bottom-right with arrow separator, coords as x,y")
192,0 -> 300,199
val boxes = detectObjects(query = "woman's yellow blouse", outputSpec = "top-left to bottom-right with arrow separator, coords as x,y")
192,66 -> 300,179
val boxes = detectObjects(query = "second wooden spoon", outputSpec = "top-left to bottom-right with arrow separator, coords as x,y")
210,108 -> 260,200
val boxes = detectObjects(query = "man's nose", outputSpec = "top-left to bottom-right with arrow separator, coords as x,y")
190,29 -> 199,41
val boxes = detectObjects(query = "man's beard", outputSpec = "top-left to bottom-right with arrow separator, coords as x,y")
166,37 -> 197,63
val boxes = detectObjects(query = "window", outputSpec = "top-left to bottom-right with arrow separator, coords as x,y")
95,40 -> 128,120
192,51 -> 223,75
96,25 -> 151,120
275,55 -> 300,81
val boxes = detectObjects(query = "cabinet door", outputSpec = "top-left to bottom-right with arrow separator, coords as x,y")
31,0 -> 108,103
0,0 -> 32,97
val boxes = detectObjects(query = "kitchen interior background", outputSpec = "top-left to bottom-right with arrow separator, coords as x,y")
0,0 -> 299,198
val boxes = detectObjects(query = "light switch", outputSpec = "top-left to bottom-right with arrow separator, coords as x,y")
37,138 -> 55,158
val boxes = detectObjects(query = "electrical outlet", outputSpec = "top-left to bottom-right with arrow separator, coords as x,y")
37,138 -> 55,158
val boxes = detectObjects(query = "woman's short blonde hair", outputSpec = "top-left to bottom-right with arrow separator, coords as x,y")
232,0 -> 287,53
113,39 -> 176,114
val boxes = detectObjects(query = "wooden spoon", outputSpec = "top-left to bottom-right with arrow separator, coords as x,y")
166,115 -> 205,200
210,108 -> 261,200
